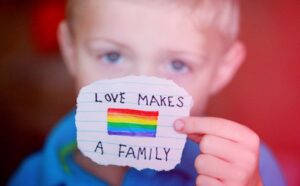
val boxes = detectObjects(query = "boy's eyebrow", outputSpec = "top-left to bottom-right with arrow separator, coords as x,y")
85,38 -> 132,52
165,50 -> 208,61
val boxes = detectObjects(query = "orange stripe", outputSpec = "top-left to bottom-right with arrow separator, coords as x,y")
108,108 -> 159,117
108,112 -> 158,120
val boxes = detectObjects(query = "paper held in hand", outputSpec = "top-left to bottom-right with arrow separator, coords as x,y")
75,76 -> 193,171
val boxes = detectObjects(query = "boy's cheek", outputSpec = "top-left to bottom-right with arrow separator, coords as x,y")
189,96 -> 209,116
74,62 -> 105,90
164,79 -> 209,116
75,64 -> 128,90
179,83 -> 211,116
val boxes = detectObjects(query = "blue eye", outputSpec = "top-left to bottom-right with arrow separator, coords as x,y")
102,51 -> 123,64
169,59 -> 189,73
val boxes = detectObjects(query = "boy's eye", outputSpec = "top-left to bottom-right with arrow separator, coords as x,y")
102,51 -> 123,64
168,59 -> 189,73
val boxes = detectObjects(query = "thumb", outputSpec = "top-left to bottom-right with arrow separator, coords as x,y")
174,119 -> 203,143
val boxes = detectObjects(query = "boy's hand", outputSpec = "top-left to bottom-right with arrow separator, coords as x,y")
174,117 -> 263,186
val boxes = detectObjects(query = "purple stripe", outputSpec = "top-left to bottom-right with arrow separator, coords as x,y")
108,131 -> 156,138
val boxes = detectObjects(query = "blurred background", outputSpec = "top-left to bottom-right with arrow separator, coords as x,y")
0,0 -> 299,185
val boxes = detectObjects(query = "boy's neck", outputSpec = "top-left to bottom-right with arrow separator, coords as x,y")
74,150 -> 129,186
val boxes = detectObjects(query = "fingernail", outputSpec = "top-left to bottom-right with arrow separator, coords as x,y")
174,120 -> 184,131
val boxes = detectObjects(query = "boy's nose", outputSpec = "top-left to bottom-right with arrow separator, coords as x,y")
134,63 -> 158,77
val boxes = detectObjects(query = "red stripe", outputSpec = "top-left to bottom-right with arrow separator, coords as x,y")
108,108 -> 159,117
108,113 -> 158,120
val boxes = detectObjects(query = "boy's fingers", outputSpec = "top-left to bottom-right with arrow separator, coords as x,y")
200,134 -> 258,168
174,117 -> 260,151
195,154 -> 242,182
196,175 -> 223,186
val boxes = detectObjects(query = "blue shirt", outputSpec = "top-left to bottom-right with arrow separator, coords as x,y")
9,111 -> 286,186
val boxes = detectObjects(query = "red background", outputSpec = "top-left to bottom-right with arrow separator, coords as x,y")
208,1 -> 300,185
0,0 -> 299,185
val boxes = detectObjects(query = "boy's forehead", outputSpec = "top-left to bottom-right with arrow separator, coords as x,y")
74,0 -> 210,51
68,0 -> 240,46
69,0 -> 202,24
70,0 -> 226,57
69,0 -> 196,11
72,0 -> 205,38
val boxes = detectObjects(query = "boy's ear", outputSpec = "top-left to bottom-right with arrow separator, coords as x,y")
58,21 -> 76,77
210,41 -> 246,95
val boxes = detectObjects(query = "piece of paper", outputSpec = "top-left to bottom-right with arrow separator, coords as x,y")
75,76 -> 193,171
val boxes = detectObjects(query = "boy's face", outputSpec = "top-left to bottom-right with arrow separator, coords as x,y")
60,0 -> 245,115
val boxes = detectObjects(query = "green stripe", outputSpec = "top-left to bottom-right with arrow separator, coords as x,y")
59,141 -> 77,174
108,122 -> 157,130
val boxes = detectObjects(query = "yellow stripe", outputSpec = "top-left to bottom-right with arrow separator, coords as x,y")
108,113 -> 158,120
107,116 -> 157,125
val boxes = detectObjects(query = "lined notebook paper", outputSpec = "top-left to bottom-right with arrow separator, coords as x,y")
76,76 -> 193,171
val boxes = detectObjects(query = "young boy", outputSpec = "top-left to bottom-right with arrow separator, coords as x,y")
10,0 -> 286,185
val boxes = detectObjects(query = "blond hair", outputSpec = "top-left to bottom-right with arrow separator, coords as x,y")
66,0 -> 240,43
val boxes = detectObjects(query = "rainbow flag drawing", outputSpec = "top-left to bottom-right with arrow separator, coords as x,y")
107,108 -> 159,138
